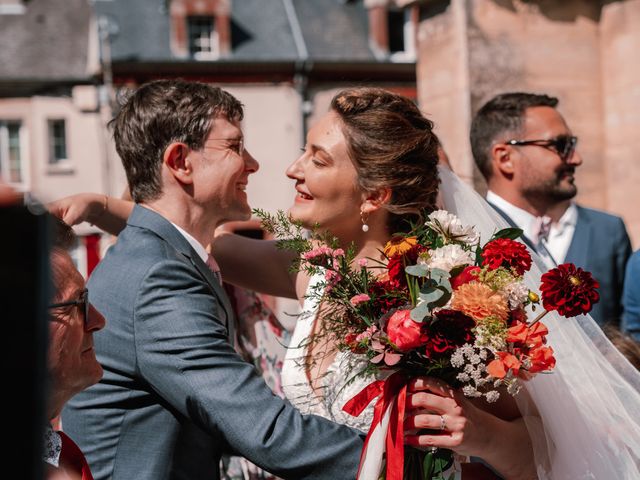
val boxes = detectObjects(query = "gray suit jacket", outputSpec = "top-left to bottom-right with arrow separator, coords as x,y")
62,205 -> 363,480
488,202 -> 631,326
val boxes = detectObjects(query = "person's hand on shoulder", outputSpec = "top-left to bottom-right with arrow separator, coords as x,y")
47,193 -> 107,226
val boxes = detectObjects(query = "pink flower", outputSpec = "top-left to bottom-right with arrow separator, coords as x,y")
350,293 -> 371,306
386,309 -> 428,352
302,246 -> 333,260
355,325 -> 378,342
325,269 -> 342,291
357,258 -> 368,267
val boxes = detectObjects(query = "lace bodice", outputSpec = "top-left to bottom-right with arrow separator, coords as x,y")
281,274 -> 378,433
281,274 -> 463,480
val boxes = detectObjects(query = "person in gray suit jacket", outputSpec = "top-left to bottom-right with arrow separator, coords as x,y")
60,80 -> 376,480
470,92 -> 631,327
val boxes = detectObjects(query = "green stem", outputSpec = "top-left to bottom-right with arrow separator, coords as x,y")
528,309 -> 549,327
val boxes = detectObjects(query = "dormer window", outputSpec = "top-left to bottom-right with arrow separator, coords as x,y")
388,7 -> 415,61
187,15 -> 220,60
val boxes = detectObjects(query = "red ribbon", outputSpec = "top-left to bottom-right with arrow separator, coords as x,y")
342,371 -> 408,480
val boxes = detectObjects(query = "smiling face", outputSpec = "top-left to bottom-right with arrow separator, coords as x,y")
512,106 -> 583,202
192,115 -> 259,224
286,110 -> 364,236
48,251 -> 105,403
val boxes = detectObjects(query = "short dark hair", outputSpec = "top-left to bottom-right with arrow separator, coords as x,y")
470,92 -> 558,179
49,215 -> 77,302
330,87 -> 439,233
111,79 -> 244,203
52,215 -> 75,250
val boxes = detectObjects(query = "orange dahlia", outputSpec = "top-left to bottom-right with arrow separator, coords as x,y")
451,282 -> 510,321
383,236 -> 418,257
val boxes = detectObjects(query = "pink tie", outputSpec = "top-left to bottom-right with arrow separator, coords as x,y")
533,216 -> 552,244
206,254 -> 223,285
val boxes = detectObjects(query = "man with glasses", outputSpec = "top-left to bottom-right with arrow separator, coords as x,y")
470,91 -> 631,326
59,79 -> 369,480
46,219 -> 106,479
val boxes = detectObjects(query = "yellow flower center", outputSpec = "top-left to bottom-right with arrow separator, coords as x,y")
569,275 -> 581,287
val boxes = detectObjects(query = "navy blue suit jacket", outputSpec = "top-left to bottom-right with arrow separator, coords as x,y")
62,205 -> 363,480
489,203 -> 631,326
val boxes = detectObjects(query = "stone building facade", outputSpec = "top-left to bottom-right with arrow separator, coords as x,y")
406,0 -> 640,246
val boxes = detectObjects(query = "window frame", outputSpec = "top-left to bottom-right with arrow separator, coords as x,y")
47,118 -> 70,168
187,15 -> 220,61
0,119 -> 26,189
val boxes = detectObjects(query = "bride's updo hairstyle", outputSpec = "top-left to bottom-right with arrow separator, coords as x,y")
330,87 -> 439,233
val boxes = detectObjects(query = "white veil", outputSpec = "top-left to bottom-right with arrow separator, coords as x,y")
438,165 -> 640,479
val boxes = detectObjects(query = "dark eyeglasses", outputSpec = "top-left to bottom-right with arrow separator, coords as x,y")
48,288 -> 89,327
506,135 -> 578,161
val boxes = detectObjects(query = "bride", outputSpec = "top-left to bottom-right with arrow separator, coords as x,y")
50,88 -> 640,479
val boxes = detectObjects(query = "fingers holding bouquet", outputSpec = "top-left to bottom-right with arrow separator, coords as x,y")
404,376 -> 486,457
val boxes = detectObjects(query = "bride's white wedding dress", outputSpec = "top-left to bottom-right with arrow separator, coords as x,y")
281,167 -> 640,479
280,274 -> 376,433
281,274 -> 463,479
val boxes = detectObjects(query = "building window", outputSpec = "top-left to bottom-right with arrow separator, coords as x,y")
0,120 -> 24,185
187,16 -> 219,60
388,8 -> 416,62
48,119 -> 68,165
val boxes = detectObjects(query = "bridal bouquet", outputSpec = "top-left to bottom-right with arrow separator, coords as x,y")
257,209 -> 600,480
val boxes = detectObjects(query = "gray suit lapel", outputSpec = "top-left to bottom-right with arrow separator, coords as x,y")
190,254 -> 236,342
128,205 -> 235,339
565,206 -> 591,266
487,200 -> 538,252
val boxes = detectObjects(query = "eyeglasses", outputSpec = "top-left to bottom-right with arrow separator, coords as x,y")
506,135 -> 578,161
48,288 -> 89,327
203,138 -> 245,157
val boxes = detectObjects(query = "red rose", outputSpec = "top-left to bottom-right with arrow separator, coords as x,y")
386,309 -> 428,352
481,238 -> 532,275
450,266 -> 481,290
424,309 -> 475,358
540,263 -> 600,317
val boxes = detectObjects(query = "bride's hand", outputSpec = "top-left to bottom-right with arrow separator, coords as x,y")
403,376 -> 488,458
47,193 -> 106,226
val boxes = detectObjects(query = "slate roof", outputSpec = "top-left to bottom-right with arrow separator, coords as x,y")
95,0 -> 379,63
0,0 -> 412,89
0,0 -> 93,81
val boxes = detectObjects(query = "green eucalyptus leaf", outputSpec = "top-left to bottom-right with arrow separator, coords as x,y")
429,268 -> 450,283
410,302 -> 431,322
419,288 -> 444,305
405,264 -> 430,277
430,287 -> 451,308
